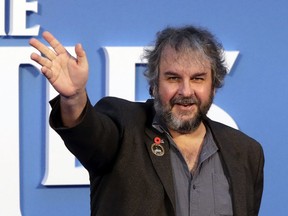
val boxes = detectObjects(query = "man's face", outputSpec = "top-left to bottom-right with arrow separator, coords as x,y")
154,46 -> 214,134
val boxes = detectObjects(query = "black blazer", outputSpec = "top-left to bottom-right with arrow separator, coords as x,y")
50,96 -> 264,216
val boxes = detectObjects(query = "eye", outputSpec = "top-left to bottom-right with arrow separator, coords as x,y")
193,77 -> 203,81
191,75 -> 205,82
165,75 -> 180,82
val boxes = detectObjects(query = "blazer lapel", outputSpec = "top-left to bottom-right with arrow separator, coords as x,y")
144,128 -> 176,210
206,118 -> 248,215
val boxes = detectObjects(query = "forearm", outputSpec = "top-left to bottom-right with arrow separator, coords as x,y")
50,96 -> 121,173
60,90 -> 88,128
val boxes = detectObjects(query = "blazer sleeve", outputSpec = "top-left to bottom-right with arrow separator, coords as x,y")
49,95 -> 121,175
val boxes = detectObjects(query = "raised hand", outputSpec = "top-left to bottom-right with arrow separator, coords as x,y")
29,31 -> 89,98
30,31 -> 89,127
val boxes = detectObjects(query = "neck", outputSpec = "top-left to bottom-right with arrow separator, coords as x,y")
169,122 -> 207,173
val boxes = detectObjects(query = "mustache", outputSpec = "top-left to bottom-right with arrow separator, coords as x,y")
170,96 -> 198,106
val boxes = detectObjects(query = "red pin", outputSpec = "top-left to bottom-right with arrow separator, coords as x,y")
154,137 -> 161,145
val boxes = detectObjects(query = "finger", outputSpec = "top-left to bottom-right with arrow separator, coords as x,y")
41,66 -> 53,80
75,43 -> 88,68
30,52 -> 53,68
29,37 -> 57,61
43,31 -> 67,55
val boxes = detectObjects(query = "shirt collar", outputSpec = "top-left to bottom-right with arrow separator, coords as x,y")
152,113 -> 168,134
198,127 -> 218,164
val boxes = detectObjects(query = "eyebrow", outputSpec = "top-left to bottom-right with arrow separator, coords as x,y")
163,71 -> 208,77
163,71 -> 179,76
191,72 -> 208,77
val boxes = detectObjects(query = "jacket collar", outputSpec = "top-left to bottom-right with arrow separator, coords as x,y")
204,117 -> 248,215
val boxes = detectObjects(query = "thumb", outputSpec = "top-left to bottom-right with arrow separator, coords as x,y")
75,43 -> 88,68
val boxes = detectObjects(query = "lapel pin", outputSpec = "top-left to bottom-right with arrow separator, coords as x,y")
151,137 -> 165,156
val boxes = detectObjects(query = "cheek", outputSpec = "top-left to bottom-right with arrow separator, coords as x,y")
195,86 -> 213,102
158,85 -> 176,104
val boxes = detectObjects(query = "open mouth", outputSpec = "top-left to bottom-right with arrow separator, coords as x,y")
175,102 -> 194,106
174,103 -> 195,110
180,103 -> 192,106
171,97 -> 198,111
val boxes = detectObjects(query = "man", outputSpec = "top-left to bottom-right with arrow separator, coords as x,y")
30,25 -> 264,216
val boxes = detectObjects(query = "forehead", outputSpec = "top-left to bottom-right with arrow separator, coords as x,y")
160,45 -> 211,70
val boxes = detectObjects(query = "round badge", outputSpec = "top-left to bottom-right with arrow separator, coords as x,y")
151,143 -> 165,156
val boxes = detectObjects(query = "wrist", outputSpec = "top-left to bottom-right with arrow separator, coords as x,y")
59,89 -> 88,128
60,89 -> 87,104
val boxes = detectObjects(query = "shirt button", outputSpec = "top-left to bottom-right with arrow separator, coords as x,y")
193,185 -> 196,189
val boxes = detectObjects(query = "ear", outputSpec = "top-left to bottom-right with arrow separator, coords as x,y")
149,85 -> 158,98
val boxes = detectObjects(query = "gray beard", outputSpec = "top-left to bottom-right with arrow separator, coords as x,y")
153,92 -> 213,134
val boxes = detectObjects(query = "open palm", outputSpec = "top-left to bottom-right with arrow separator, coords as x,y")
30,31 -> 89,98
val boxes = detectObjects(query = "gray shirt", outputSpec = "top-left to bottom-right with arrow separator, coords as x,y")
153,119 -> 233,216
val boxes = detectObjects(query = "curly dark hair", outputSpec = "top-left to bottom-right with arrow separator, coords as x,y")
143,25 -> 227,96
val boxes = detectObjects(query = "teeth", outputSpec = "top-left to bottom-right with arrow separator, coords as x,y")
175,102 -> 194,106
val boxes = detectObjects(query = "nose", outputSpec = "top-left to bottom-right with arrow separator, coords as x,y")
178,80 -> 194,97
